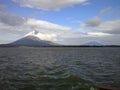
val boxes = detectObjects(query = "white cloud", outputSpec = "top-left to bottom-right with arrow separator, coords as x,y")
88,32 -> 111,36
84,15 -> 120,35
0,10 -> 120,44
25,31 -> 57,42
0,12 -> 71,34
60,34 -> 120,45
99,7 -> 120,19
60,17 -> 120,45
26,18 -> 71,31
85,17 -> 101,27
99,7 -> 111,16
12,0 -> 88,10
90,20 -> 120,34
0,5 -> 5,10
0,12 -> 26,26
0,12 -> 72,42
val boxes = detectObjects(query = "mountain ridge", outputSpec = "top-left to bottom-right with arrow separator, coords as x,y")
82,41 -> 103,46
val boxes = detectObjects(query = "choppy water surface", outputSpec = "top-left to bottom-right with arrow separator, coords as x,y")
0,47 -> 120,90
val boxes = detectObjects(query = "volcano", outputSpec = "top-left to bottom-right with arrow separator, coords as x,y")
10,31 -> 57,46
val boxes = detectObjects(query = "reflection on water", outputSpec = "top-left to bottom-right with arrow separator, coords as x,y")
0,47 -> 120,90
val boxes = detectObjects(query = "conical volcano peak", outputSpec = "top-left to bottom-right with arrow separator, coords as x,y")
33,30 -> 39,35
30,30 -> 39,35
24,31 -> 57,42
24,30 -> 41,37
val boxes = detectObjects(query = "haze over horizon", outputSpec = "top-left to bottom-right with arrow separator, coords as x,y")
0,0 -> 120,45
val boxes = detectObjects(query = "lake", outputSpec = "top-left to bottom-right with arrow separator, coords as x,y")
0,47 -> 120,90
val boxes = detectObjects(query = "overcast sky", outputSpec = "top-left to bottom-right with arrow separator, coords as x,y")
0,0 -> 120,45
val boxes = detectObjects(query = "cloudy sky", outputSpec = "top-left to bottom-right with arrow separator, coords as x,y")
0,0 -> 120,45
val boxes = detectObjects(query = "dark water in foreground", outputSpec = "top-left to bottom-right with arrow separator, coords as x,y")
0,47 -> 120,90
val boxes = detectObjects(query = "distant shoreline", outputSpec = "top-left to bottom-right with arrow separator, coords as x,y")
0,44 -> 120,47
